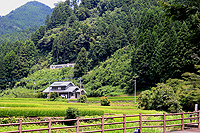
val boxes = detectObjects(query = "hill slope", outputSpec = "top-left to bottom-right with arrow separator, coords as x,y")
0,1 -> 52,35
0,0 -> 199,97
0,27 -> 38,44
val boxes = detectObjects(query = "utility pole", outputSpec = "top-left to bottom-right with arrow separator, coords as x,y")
49,81 -> 50,98
80,77 -> 81,95
134,79 -> 136,103
13,86 -> 15,95
33,82 -> 35,95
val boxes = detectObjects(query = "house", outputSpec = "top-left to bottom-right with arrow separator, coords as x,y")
50,63 -> 76,69
43,81 -> 86,99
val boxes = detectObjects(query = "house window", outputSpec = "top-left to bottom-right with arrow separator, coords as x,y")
58,87 -> 61,90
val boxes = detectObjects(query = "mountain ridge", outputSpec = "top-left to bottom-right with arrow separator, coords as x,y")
0,1 -> 53,35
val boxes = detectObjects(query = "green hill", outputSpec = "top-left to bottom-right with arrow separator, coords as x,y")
0,1 -> 52,35
0,0 -> 199,98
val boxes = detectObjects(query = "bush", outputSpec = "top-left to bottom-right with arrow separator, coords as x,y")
100,97 -> 110,106
36,92 -> 47,98
78,95 -> 87,103
65,107 -> 80,125
49,92 -> 59,100
138,83 -> 182,113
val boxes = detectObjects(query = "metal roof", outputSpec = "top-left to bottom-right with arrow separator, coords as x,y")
50,81 -> 74,87
65,86 -> 79,92
42,82 -> 86,93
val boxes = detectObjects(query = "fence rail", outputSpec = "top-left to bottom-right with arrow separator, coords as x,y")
1,111 -> 200,133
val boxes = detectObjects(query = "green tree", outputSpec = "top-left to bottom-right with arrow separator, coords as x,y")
12,46 -> 29,80
0,59 -> 6,90
24,40 -> 38,67
31,26 -> 46,46
74,47 -> 88,78
76,6 -> 90,21
3,50 -> 16,81
158,0 -> 200,61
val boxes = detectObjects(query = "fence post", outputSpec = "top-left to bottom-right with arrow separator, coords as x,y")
198,110 -> 200,129
101,115 -> 104,133
190,113 -> 192,123
163,113 -> 166,133
48,118 -> 51,133
123,114 -> 126,133
76,117 -> 79,133
139,113 -> 142,133
181,111 -> 184,131
18,120 -> 22,133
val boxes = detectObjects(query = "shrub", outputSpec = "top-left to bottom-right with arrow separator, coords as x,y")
49,92 -> 59,100
65,107 -> 80,125
36,92 -> 47,98
100,97 -> 110,106
78,95 -> 87,103
138,83 -> 182,113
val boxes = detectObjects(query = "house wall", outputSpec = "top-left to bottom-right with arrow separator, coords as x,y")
52,86 -> 66,90
50,63 -> 76,69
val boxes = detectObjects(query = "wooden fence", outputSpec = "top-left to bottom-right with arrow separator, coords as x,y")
0,111 -> 200,133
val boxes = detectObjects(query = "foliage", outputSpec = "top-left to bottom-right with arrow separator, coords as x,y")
49,92 -> 59,100
78,95 -> 88,103
0,0 -> 200,102
139,64 -> 200,112
138,83 -> 182,113
158,0 -> 200,21
100,97 -> 110,106
83,48 -> 132,96
65,107 -> 80,125
0,87 -> 36,98
0,27 -> 38,44
15,67 -> 75,93
0,117 -> 17,124
36,92 -> 47,98
0,40 -> 38,89
74,47 -> 89,78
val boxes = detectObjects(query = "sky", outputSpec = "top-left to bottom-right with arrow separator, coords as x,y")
0,0 -> 65,16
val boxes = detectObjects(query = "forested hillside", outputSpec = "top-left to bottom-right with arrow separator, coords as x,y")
0,1 -> 52,35
0,0 -> 199,100
0,27 -> 38,44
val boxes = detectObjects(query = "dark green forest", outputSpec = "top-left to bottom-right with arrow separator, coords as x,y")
0,27 -> 38,44
0,0 -> 199,111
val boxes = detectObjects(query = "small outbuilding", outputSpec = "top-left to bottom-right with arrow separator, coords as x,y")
43,81 -> 86,99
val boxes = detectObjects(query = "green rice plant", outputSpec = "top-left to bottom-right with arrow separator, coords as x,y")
0,107 -> 104,117
80,109 -> 104,116
87,96 -> 137,102
0,102 -> 43,107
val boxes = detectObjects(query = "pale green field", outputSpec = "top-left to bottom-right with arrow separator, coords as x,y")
0,97 -> 176,132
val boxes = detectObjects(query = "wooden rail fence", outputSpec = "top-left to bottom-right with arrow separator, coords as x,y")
0,111 -> 200,133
